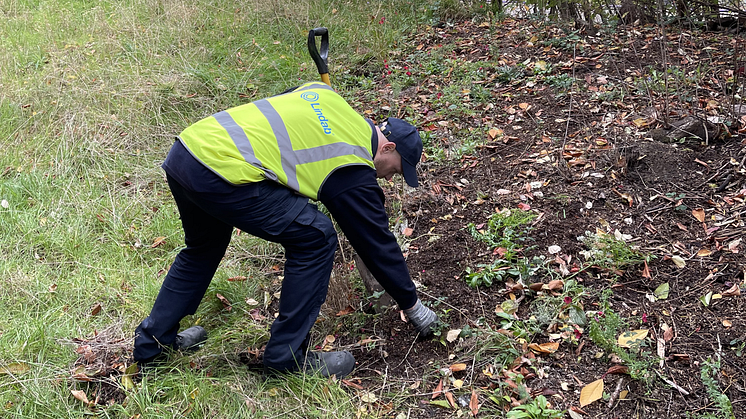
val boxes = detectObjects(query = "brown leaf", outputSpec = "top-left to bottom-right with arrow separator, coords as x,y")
579,379 -> 604,407
227,276 -> 247,282
432,379 -> 443,399
335,305 -> 355,316
606,365 -> 629,375
248,308 -> 266,321
722,284 -> 741,297
528,342 -> 559,354
342,379 -> 364,390
641,260 -> 651,279
216,293 -> 232,311
692,208 -> 705,223
445,391 -> 456,408
470,389 -> 479,417
546,280 -> 564,291
663,326 -> 675,342
90,303 -> 102,316
71,389 -> 90,404
403,227 -> 414,237
151,236 -> 167,248
697,248 -> 712,257
449,363 -> 467,372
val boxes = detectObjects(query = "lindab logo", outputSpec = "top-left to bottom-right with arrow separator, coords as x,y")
301,92 -> 332,135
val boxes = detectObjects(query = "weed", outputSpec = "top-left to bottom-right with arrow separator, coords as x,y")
587,290 -> 653,382
468,209 -> 536,256
545,73 -> 574,91
506,395 -> 565,419
578,231 -> 651,270
540,31 -> 582,52
695,357 -> 735,419
496,65 -> 526,83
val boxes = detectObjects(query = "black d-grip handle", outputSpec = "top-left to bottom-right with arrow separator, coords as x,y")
308,27 -> 329,82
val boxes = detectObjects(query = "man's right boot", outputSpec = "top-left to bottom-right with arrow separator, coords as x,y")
174,326 -> 207,351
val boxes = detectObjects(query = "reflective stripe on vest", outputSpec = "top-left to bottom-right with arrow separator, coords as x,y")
179,82 -> 374,200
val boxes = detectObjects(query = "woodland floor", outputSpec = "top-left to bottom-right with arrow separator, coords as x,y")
340,19 -> 746,418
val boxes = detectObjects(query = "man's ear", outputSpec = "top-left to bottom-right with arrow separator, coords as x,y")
382,141 -> 397,154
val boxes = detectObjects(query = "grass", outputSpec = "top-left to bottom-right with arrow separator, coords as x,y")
0,0 -> 435,417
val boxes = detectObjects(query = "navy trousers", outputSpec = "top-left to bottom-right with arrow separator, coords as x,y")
134,143 -> 338,371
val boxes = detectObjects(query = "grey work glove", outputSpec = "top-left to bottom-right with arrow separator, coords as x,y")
403,299 -> 438,336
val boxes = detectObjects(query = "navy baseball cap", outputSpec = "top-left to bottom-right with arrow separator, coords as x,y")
377,118 -> 423,187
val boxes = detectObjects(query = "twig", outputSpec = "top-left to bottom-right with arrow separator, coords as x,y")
608,377 -> 625,408
655,370 -> 690,396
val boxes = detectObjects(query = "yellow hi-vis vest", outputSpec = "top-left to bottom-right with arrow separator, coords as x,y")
179,82 -> 374,200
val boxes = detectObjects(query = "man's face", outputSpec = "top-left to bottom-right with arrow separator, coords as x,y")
373,125 -> 404,181
374,147 -> 403,181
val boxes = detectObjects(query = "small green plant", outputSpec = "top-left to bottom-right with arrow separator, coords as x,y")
496,65 -> 525,83
578,231 -> 651,270
545,73 -> 574,90
588,289 -> 653,382
540,31 -> 581,52
506,395 -> 564,419
696,357 -> 735,419
468,209 -> 536,257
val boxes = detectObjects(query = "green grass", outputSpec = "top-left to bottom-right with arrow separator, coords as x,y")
0,0 -> 435,417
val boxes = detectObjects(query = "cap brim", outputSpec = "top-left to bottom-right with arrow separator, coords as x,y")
402,160 -> 418,187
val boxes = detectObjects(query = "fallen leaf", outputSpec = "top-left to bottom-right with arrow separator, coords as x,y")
641,260 -> 651,279
71,389 -> 90,404
697,249 -> 712,257
432,379 -> 443,399
528,342 -> 560,354
48,283 -> 58,293
342,379 -> 364,390
568,409 -> 584,419
151,236 -> 167,248
488,128 -> 503,139
246,298 -> 259,306
430,400 -> 452,409
692,208 -> 705,223
335,305 -> 355,316
654,283 -> 670,300
722,284 -> 741,297
227,276 -> 247,282
90,303 -> 102,316
700,291 -> 713,307
546,280 -> 564,291
617,330 -> 648,348
403,227 -> 413,237
579,379 -> 604,407
453,379 -> 464,389
605,365 -> 629,375
671,256 -> 686,268
723,319 -> 732,327
248,308 -> 266,321
360,391 -> 378,403
0,362 -> 30,375
517,203 -> 531,211
216,293 -> 232,311
663,325 -> 675,341
445,391 -> 456,408
728,238 -> 742,253
470,389 -> 479,417
446,329 -> 462,343
449,363 -> 467,372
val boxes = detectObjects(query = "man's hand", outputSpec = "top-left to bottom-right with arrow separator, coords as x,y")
403,299 -> 438,336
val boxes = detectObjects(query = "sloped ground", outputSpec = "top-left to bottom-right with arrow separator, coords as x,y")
342,19 -> 746,418
68,18 -> 746,418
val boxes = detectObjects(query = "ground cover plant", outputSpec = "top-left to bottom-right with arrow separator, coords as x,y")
2,0 -> 746,418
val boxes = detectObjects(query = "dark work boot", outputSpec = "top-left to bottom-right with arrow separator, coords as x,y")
303,351 -> 356,378
174,326 -> 207,351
